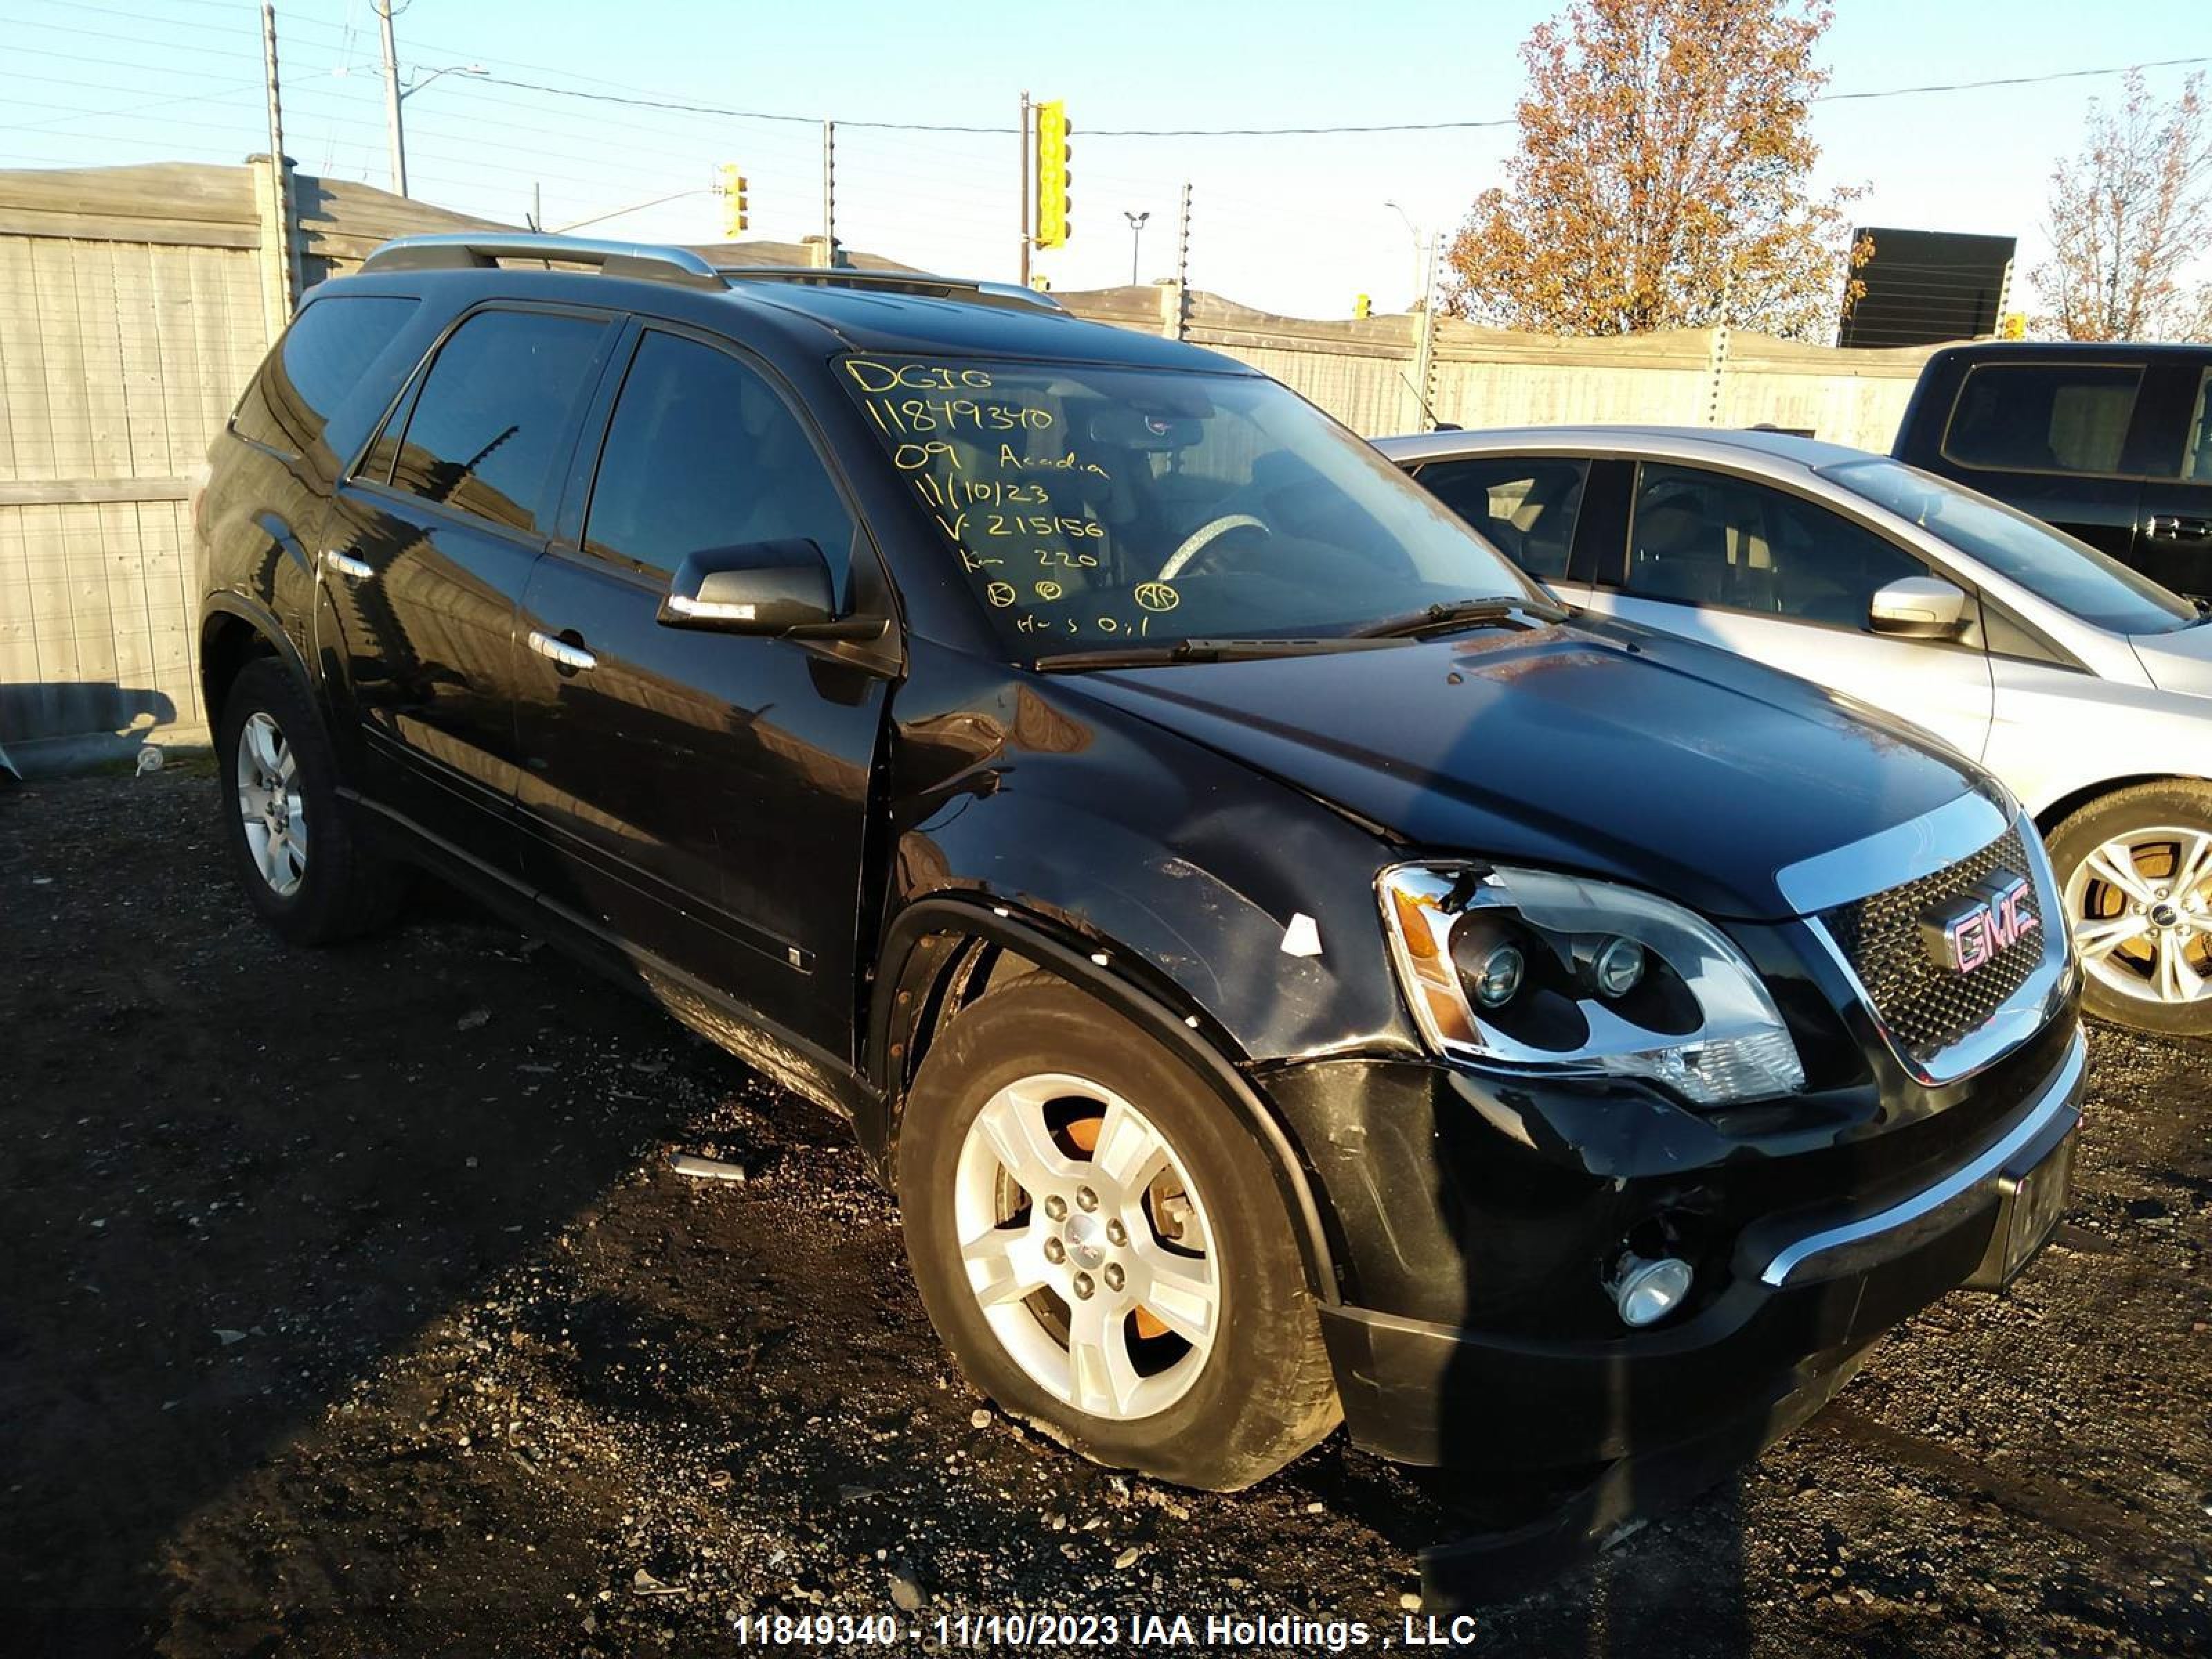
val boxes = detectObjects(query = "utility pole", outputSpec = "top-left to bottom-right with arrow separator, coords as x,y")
375,0 -> 406,196
1412,233 -> 1441,432
821,120 -> 837,269
1123,209 -> 1150,288
256,0 -> 297,322
1017,91 -> 1032,288
1172,184 -> 1192,341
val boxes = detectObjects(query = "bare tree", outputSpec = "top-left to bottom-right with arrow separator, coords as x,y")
2034,72 -> 2211,341
1444,0 -> 1864,341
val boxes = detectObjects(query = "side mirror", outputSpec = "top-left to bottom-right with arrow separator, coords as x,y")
1868,574 -> 1969,639
657,539 -> 884,641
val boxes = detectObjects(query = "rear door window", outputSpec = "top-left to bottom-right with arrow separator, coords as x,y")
1941,362 -> 2143,477
1413,456 -> 1586,580
380,309 -> 608,536
230,294 -> 419,458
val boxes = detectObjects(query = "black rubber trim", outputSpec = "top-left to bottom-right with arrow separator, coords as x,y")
872,896 -> 1342,1305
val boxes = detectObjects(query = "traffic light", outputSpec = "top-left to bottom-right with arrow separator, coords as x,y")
1354,293 -> 1371,319
1034,100 -> 1071,249
717,164 -> 749,237
2000,310 -> 2027,340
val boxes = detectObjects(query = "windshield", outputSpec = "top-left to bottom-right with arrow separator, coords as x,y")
838,355 -> 1533,654
1821,457 -> 2198,635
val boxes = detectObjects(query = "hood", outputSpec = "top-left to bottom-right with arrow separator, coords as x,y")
1065,619 -> 1987,921
2130,621 -> 2212,697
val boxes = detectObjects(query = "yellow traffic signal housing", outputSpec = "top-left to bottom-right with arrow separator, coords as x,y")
718,164 -> 749,237
1999,311 -> 2027,340
1034,100 -> 1071,249
1354,293 -> 1371,319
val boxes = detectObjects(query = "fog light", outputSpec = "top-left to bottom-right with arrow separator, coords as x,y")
1470,942 -> 1524,1008
1591,935 -> 1644,998
1609,1253 -> 1693,1328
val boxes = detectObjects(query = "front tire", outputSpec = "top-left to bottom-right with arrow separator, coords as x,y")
897,975 -> 1340,1490
216,657 -> 401,945
2047,780 -> 2212,1036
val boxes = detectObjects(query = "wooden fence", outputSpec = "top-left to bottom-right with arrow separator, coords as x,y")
0,160 -> 1944,769
0,160 -> 491,771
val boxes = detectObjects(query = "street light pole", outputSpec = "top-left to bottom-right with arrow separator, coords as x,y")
375,0 -> 405,196
1123,209 -> 1150,288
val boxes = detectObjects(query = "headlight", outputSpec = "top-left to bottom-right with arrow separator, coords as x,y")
1378,863 -> 1806,1106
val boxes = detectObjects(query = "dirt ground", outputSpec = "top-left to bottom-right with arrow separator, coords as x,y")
2,767 -> 2209,1658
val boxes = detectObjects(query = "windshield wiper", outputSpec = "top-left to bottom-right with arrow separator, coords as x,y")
1031,636 -> 1409,673
1346,595 -> 1571,639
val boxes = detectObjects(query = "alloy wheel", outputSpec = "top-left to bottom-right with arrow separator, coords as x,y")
235,710 -> 307,897
2064,825 -> 2212,1006
952,1073 -> 1220,1422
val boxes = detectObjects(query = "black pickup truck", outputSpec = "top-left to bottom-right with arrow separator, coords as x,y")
196,234 -> 2081,1526
1893,340 -> 2212,595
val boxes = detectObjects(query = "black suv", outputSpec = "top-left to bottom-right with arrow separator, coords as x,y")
1895,340 -> 2212,595
198,234 -> 2081,1510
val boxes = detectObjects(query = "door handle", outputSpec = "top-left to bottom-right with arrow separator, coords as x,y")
321,548 -> 374,581
527,629 -> 597,673
2144,514 -> 2212,542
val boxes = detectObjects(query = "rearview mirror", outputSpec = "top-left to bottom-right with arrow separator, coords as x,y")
657,540 -> 883,640
1868,575 -> 1969,640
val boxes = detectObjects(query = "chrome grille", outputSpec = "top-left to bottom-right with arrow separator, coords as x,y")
1818,825 -> 2044,1067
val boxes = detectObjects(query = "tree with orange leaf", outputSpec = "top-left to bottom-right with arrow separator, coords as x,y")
2033,72 -> 2210,341
1445,0 -> 1864,341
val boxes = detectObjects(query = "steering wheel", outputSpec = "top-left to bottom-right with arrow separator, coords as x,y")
1158,513 -> 1270,581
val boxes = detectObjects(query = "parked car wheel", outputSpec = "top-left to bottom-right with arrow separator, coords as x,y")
897,975 -> 1340,1491
216,657 -> 401,944
2048,780 -> 2212,1035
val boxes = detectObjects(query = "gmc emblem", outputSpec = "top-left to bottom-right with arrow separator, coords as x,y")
1921,874 -> 2039,973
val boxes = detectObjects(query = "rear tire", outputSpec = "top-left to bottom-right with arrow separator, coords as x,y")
216,656 -> 402,945
897,975 -> 1340,1490
2047,780 -> 2212,1037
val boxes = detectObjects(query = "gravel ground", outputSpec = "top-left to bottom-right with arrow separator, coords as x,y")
1,767 -> 2208,1658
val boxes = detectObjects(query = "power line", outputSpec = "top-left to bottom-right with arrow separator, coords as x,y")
452,53 -> 2212,138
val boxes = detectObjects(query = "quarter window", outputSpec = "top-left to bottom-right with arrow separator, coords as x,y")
1414,457 -> 1587,580
1941,362 -> 2142,477
382,310 -> 607,536
584,332 -> 856,588
1623,463 -> 1932,630
231,294 -> 418,458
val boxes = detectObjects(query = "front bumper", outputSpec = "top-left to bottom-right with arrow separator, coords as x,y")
1297,1024 -> 2083,1469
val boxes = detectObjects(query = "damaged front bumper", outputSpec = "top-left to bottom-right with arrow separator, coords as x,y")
1261,1018 -> 2084,1470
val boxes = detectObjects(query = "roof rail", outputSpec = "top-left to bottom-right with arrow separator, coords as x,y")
717,266 -> 1067,314
359,233 -> 724,290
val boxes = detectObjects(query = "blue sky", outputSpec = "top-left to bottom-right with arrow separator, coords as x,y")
4,0 -> 2206,321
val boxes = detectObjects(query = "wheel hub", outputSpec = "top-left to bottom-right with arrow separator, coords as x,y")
1062,1210 -> 1109,1272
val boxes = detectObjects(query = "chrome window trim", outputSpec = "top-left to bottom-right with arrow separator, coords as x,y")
1757,1027 -> 2084,1288
1774,787 -> 2012,915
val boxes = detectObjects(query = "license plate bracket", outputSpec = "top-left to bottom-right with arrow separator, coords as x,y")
1967,1124 -> 2076,1291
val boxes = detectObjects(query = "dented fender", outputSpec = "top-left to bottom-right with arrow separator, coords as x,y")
876,644 -> 1422,1068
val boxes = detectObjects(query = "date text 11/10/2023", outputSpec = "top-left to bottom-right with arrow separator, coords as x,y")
727,1611 -> 1483,1649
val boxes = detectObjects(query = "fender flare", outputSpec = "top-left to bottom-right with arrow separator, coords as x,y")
200,590 -> 315,711
868,895 -> 1344,1305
